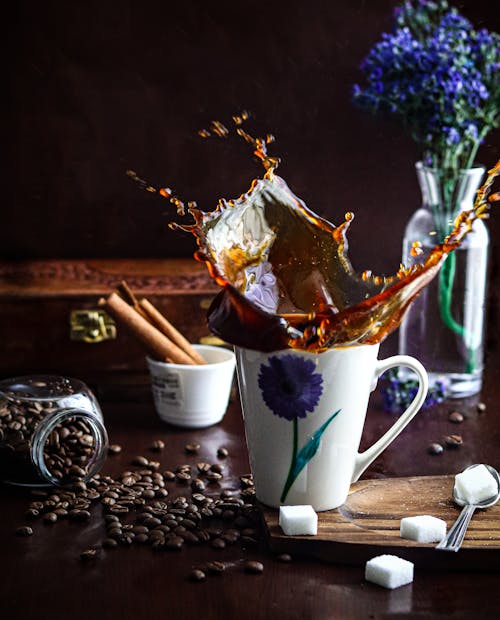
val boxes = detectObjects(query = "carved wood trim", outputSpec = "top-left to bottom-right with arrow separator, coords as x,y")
0,259 -> 218,296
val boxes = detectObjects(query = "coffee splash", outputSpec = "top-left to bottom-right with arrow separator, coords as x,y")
129,117 -> 500,353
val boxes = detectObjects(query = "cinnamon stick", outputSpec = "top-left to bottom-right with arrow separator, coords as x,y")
117,280 -> 149,320
138,298 -> 207,365
99,292 -> 196,365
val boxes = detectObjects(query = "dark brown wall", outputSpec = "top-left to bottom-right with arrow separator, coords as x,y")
5,0 -> 500,276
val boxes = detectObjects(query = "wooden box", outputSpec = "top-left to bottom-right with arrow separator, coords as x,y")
0,258 -> 219,399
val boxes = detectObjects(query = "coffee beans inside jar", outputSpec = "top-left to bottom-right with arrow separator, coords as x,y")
0,376 -> 108,486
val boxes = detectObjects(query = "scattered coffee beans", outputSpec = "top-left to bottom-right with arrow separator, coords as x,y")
108,444 -> 122,455
13,438 -> 263,575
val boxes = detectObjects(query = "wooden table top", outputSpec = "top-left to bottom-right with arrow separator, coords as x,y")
2,346 -> 500,620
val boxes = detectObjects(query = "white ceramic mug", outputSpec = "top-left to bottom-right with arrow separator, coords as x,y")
235,343 -> 428,511
147,344 -> 236,428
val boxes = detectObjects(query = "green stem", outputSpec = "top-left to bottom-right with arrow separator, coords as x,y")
281,418 -> 298,504
438,252 -> 476,373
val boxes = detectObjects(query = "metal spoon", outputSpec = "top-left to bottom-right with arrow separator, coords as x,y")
436,464 -> 500,552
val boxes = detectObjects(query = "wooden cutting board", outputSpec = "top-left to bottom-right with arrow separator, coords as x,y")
261,475 -> 500,570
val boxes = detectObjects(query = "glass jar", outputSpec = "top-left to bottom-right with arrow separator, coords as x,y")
398,163 -> 489,398
0,375 -> 108,486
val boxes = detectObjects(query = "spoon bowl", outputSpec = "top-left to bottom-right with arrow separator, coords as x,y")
436,463 -> 500,552
453,464 -> 500,508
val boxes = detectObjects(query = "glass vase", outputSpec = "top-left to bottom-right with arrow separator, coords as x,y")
398,162 -> 489,398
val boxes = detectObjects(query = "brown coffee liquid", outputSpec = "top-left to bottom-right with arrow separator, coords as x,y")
130,117 -> 500,353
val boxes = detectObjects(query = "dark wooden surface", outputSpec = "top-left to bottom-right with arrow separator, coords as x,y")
2,349 -> 500,620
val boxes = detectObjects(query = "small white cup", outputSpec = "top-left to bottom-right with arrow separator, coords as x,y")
147,344 -> 236,428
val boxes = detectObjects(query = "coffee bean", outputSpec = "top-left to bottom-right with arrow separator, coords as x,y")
210,463 -> 224,474
108,444 -> 122,455
196,462 -> 211,474
217,447 -> 229,459
191,478 -> 206,492
444,434 -> 463,448
16,526 -> 34,537
134,533 -> 149,544
132,525 -> 149,535
185,443 -> 201,454
132,456 -> 149,467
54,508 -> 68,518
69,464 -> 86,478
80,548 -> 99,561
211,537 -> 226,549
150,440 -> 165,452
243,560 -> 264,574
166,536 -> 184,551
25,508 -> 40,519
276,553 -> 293,563
105,514 -> 120,524
427,442 -> 444,455
205,560 -> 226,575
162,470 -> 176,480
206,472 -> 223,483
448,411 -> 464,424
102,538 -> 118,549
188,569 -> 206,582
477,402 -> 487,413
182,531 -> 199,544
43,512 -> 58,524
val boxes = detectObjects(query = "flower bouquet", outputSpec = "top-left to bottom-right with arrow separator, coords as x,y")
353,0 -> 500,398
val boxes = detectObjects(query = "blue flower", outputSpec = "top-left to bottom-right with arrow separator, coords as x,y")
258,354 -> 323,421
352,0 -> 500,177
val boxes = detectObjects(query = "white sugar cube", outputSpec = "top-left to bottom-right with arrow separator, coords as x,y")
365,554 -> 414,589
454,465 -> 498,504
279,505 -> 318,536
400,515 -> 447,543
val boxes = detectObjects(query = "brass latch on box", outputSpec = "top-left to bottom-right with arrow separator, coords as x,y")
70,309 -> 117,343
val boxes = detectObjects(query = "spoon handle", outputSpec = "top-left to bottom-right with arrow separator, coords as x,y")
436,504 -> 476,552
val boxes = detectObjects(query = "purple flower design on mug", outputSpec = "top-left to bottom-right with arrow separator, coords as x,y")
258,354 -> 323,420
257,353 -> 339,502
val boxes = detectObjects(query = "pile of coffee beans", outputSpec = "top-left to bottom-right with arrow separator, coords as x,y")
43,418 -> 96,485
13,439 -> 275,581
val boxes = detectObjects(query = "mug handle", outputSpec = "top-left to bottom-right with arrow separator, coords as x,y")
351,355 -> 428,483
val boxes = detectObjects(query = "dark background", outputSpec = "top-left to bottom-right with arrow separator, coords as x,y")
4,0 -> 500,277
